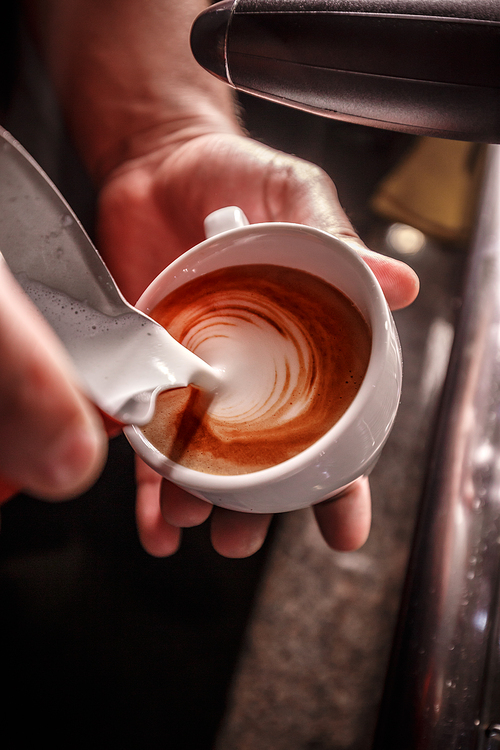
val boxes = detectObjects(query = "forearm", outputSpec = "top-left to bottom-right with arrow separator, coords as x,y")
25,0 -> 241,184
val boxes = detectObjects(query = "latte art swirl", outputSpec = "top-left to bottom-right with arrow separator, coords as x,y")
176,295 -> 318,430
142,265 -> 372,475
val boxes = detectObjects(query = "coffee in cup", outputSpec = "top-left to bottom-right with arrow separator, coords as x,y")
124,207 -> 402,514
141,263 -> 372,475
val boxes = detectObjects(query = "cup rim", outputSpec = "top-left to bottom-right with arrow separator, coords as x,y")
126,221 -> 398,490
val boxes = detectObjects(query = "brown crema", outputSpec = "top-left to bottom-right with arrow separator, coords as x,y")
142,264 -> 372,475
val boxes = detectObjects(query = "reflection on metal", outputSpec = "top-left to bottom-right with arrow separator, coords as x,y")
419,318 -> 455,410
373,146 -> 500,750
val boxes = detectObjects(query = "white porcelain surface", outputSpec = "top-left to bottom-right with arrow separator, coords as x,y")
124,208 -> 402,513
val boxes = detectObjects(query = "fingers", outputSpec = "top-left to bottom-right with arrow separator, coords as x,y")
99,132 -> 419,312
136,462 -> 271,560
252,144 -> 419,312
355,245 -> 420,311
274,154 -> 420,312
210,507 -> 273,558
0,262 -> 107,501
135,457 -> 181,556
101,133 -> 408,560
160,480 -> 270,558
313,477 -> 372,552
139,470 -> 369,558
160,482 -> 212,528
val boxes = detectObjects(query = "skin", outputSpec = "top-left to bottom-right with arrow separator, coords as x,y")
0,0 -> 419,557
0,258 -> 107,501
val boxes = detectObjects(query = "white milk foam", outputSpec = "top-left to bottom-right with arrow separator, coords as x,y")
179,294 -> 313,432
144,264 -> 372,474
15,275 -> 215,423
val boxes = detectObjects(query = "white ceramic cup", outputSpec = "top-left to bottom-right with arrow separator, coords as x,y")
124,207 -> 402,514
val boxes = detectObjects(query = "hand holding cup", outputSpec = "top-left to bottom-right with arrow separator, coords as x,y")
125,207 -> 402,514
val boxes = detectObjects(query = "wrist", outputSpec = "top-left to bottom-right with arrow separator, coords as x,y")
91,103 -> 243,187
26,0 -> 243,185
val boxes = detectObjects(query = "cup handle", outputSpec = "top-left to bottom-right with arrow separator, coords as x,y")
203,206 -> 249,238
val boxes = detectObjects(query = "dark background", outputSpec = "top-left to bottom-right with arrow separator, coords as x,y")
0,11 -> 443,749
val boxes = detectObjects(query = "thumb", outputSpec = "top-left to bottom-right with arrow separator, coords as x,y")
272,151 -> 420,311
0,261 -> 108,501
342,236 -> 420,312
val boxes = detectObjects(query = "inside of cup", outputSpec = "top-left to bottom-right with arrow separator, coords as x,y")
127,222 -> 397,492
139,223 -> 385,328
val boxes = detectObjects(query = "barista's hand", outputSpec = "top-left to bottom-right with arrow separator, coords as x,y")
0,259 -> 107,504
98,133 -> 419,558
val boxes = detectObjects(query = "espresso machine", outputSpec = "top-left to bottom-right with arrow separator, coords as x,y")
191,2 -> 500,748
191,0 -> 500,143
